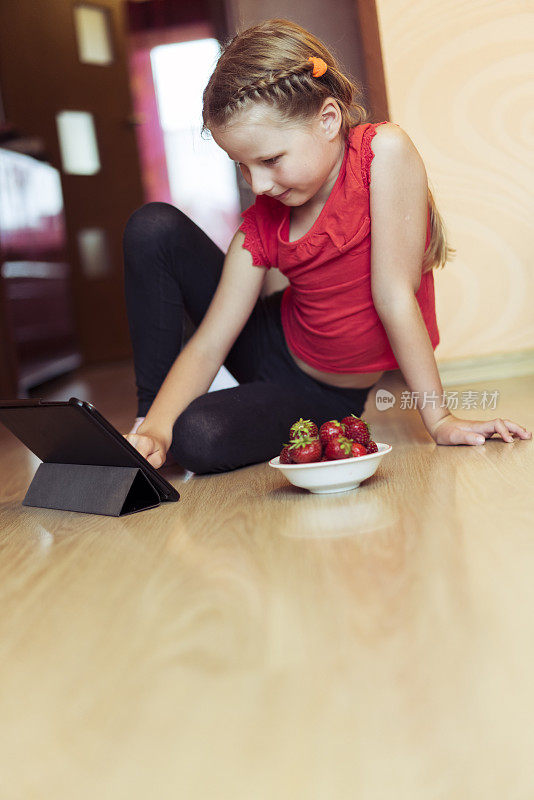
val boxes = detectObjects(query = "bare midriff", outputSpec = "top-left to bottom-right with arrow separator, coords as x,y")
287,346 -> 385,389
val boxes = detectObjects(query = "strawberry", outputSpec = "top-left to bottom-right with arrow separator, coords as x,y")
288,436 -> 323,464
324,435 -> 353,460
319,420 -> 345,446
279,444 -> 294,464
341,414 -> 371,445
366,440 -> 378,454
289,417 -> 318,441
320,455 -> 330,461
349,442 -> 367,458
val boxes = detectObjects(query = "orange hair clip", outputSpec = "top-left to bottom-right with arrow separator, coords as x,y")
307,56 -> 328,78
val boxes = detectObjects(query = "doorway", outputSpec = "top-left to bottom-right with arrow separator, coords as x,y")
126,18 -> 241,254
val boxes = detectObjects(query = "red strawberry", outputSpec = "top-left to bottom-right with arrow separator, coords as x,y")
288,436 -> 323,464
324,435 -> 353,460
349,442 -> 367,458
289,418 -> 318,441
319,420 -> 346,446
341,414 -> 371,445
279,444 -> 294,464
366,440 -> 378,454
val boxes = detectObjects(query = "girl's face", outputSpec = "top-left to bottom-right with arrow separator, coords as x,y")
210,99 -> 345,211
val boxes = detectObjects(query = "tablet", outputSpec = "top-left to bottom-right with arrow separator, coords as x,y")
0,397 -> 179,503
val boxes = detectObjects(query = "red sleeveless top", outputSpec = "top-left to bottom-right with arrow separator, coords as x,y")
238,121 -> 440,373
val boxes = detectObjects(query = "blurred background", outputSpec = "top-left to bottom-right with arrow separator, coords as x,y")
0,0 -> 532,401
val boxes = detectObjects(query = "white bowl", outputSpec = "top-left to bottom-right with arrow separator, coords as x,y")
268,442 -> 392,494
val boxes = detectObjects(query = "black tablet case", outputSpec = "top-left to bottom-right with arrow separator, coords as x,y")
0,398 -> 180,517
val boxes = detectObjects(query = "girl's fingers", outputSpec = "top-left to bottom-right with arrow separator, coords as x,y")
128,437 -> 164,467
450,427 -> 475,445
467,431 -> 485,446
502,420 -> 532,439
476,418 -> 532,443
493,418 -> 514,442
124,432 -> 156,459
444,425 -> 482,446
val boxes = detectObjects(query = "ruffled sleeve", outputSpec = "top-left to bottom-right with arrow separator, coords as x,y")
360,121 -> 398,188
238,203 -> 272,269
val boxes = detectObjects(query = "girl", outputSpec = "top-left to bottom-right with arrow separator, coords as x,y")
123,18 -> 531,473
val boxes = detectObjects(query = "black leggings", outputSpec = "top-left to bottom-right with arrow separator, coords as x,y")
123,202 -> 376,474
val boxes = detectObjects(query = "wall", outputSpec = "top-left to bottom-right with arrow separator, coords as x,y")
375,0 -> 534,361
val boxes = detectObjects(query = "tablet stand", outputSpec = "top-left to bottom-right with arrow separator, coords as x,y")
22,463 -> 161,517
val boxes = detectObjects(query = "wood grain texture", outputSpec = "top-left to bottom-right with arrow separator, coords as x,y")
0,360 -> 533,798
375,0 -> 534,360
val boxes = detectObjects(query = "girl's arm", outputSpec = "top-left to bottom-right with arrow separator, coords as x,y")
369,124 -> 531,446
126,229 -> 267,466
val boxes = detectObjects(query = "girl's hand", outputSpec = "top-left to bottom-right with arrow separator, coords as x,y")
122,430 -> 170,468
430,413 -> 532,446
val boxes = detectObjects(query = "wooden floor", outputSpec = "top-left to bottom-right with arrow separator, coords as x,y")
0,361 -> 533,799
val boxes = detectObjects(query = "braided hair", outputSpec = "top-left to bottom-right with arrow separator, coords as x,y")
201,18 -> 369,140
202,18 -> 455,273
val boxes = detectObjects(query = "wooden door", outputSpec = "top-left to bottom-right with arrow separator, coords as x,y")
0,0 -> 145,364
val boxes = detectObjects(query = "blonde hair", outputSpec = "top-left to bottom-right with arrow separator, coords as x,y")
202,18 -> 455,272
